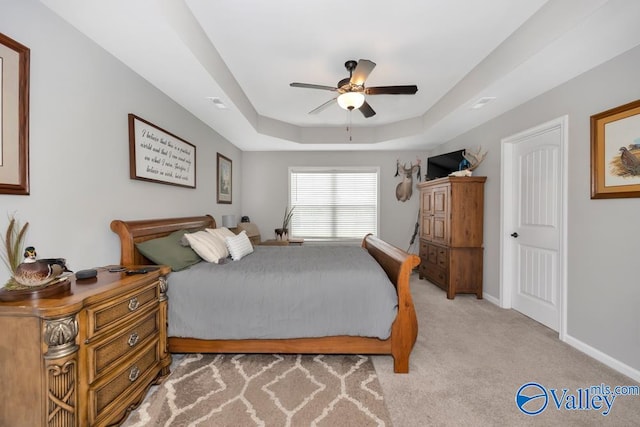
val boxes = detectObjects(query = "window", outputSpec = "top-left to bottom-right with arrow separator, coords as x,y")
289,167 -> 379,241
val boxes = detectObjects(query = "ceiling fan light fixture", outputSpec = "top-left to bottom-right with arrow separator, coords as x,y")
337,92 -> 365,111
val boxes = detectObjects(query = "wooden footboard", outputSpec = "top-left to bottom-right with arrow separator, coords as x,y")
362,233 -> 420,373
110,215 -> 420,373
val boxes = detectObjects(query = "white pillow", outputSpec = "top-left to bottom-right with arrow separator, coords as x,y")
206,227 -> 236,241
183,230 -> 228,263
225,230 -> 254,261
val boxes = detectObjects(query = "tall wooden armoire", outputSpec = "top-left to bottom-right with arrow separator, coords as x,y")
417,176 -> 486,299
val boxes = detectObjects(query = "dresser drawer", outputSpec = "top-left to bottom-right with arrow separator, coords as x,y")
419,240 -> 428,256
89,339 -> 160,425
418,262 -> 429,278
426,244 -> 438,262
86,281 -> 159,339
87,309 -> 160,383
424,265 -> 448,289
421,242 -> 447,265
436,247 -> 449,268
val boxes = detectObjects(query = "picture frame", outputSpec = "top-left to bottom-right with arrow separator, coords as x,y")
0,33 -> 30,195
217,152 -> 232,204
591,99 -> 640,199
128,114 -> 196,188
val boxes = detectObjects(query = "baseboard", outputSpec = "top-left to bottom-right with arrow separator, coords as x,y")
563,334 -> 640,383
482,292 -> 500,306
482,293 -> 640,382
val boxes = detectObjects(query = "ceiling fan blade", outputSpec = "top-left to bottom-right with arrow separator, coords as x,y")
290,82 -> 338,91
365,85 -> 418,95
309,97 -> 337,114
350,59 -> 376,86
359,100 -> 376,118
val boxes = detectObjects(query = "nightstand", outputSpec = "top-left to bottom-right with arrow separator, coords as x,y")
261,238 -> 304,246
0,265 -> 171,426
230,223 -> 261,246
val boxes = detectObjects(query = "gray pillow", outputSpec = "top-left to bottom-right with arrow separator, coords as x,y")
136,229 -> 202,271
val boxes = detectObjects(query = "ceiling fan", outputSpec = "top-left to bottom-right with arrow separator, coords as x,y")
290,59 -> 418,118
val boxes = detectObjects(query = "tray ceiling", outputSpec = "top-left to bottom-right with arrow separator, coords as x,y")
41,0 -> 640,151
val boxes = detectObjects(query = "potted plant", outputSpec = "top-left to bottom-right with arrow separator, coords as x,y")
275,206 -> 295,241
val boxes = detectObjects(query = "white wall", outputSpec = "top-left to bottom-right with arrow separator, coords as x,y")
432,45 -> 640,377
0,0 -> 242,282
241,151 -> 428,251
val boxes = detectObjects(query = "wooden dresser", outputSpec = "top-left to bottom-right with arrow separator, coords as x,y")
0,266 -> 171,426
417,176 -> 486,299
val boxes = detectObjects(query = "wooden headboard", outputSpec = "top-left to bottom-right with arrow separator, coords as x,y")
110,215 -> 216,265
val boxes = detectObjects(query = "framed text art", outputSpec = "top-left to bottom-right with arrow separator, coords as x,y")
217,153 -> 232,204
128,114 -> 196,188
591,99 -> 640,199
0,33 -> 30,195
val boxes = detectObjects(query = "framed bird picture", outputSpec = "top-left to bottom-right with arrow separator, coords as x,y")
591,99 -> 640,199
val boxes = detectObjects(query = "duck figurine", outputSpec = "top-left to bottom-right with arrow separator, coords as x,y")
13,246 -> 71,287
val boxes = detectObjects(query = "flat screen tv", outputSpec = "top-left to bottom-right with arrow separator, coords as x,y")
426,149 -> 466,180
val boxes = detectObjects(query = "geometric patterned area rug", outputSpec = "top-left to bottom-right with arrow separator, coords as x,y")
122,353 -> 392,427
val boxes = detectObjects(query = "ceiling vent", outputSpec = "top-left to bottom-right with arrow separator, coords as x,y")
207,97 -> 228,109
471,97 -> 496,109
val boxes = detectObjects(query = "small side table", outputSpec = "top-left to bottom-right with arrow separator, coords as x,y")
261,238 -> 304,246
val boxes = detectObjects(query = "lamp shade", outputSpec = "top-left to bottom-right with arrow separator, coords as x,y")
222,215 -> 237,228
337,92 -> 365,110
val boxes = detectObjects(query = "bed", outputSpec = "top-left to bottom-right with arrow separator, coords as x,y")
110,215 -> 420,373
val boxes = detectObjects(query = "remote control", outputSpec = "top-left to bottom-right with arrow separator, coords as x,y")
125,269 -> 148,275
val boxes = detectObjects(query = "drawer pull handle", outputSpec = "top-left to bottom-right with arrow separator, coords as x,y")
128,332 -> 139,347
128,366 -> 140,382
128,297 -> 139,311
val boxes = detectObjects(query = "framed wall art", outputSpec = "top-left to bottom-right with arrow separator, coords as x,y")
0,33 -> 30,195
591,99 -> 640,199
128,114 -> 196,188
217,152 -> 232,204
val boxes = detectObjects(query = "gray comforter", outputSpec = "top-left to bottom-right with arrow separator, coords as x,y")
167,245 -> 398,340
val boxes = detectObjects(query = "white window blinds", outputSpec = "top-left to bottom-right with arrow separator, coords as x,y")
289,167 -> 379,241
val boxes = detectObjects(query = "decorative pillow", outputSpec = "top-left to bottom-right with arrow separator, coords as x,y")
135,229 -> 202,271
225,230 -> 254,261
179,234 -> 191,247
183,230 -> 228,263
206,227 -> 236,241
179,227 -> 208,246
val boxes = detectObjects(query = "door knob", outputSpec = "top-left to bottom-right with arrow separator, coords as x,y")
510,232 -> 519,238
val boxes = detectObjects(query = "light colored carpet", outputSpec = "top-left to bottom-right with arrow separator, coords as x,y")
123,353 -> 392,426
373,274 -> 640,426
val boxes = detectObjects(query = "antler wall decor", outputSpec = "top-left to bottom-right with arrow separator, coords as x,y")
449,147 -> 487,177
463,146 -> 487,171
395,157 -> 422,202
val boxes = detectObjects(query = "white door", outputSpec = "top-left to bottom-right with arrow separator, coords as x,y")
501,117 -> 567,334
